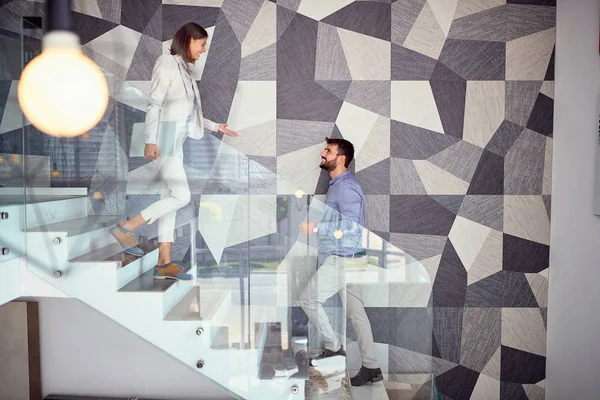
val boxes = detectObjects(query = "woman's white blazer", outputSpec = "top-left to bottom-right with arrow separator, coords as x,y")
144,54 -> 219,145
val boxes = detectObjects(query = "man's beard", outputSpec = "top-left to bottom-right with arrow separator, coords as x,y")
319,158 -> 336,172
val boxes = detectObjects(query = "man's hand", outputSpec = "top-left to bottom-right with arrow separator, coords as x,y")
144,144 -> 160,159
299,222 -> 318,236
219,123 -> 238,137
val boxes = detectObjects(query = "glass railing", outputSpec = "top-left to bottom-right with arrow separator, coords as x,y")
0,9 -> 29,305
6,12 -> 440,398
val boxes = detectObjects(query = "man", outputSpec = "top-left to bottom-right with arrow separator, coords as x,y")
298,138 -> 383,387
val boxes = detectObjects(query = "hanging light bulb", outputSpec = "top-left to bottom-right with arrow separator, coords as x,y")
17,0 -> 108,138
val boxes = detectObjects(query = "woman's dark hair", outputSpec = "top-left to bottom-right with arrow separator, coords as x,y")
325,137 -> 354,168
170,23 -> 208,64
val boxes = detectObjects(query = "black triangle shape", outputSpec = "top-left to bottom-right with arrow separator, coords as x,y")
321,2 -> 391,42
121,0 -> 161,34
526,93 -> 554,137
467,150 -> 504,195
72,11 -> 119,44
544,46 -> 555,81
430,60 -> 465,82
162,5 -> 220,41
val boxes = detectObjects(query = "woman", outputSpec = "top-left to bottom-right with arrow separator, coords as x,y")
110,22 -> 238,280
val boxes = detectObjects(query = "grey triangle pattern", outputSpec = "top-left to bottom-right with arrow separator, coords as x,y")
391,0 -> 426,45
239,42 -> 276,80
506,4 -> 556,41
392,44 -> 438,80
277,0 -> 301,12
315,81 -> 352,101
448,5 -> 506,42
458,195 -> 504,231
543,195 -> 551,220
486,120 -> 525,157
390,158 -> 427,195
428,141 -> 483,183
356,158 -> 390,195
315,22 -> 352,81
506,81 -> 544,127
391,121 -> 460,160
141,4 -> 161,40
321,1 -> 391,42
98,0 -> 122,23
199,13 -> 241,123
276,120 -> 334,156
460,308 -> 501,372
276,4 -> 297,40
345,81 -> 390,117
365,194 -> 390,232
438,40 -> 505,80
221,0 -> 264,44
126,35 -> 162,80
505,129 -> 546,195
431,195 -> 464,215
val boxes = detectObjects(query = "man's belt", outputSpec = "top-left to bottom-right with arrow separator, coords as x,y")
331,250 -> 367,258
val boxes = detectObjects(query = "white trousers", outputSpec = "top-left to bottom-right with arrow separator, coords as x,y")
299,255 -> 379,369
140,152 -> 190,243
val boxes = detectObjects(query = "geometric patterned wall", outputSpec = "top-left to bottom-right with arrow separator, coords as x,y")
0,1 -> 554,399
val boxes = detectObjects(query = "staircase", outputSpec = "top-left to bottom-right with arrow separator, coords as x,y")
0,181 -> 444,399
1,186 -> 308,399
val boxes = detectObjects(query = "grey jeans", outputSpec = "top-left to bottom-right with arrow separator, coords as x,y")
299,255 -> 379,369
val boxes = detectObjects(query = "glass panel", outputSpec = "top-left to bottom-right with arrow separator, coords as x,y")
10,14 -> 438,400
0,8 -> 27,304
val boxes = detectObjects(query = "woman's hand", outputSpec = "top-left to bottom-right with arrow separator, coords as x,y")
144,144 -> 160,160
219,123 -> 238,137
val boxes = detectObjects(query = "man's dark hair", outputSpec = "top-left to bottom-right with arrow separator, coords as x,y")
170,23 -> 208,64
325,137 -> 354,168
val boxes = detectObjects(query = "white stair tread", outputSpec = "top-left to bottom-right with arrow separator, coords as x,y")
349,375 -> 389,400
70,241 -> 152,266
0,194 -> 87,206
165,284 -> 231,321
28,215 -> 120,235
0,187 -> 87,196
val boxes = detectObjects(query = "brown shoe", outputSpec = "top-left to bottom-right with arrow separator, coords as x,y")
109,224 -> 144,256
153,263 -> 192,280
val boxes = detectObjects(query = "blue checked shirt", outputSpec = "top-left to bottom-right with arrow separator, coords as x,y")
317,171 -> 366,259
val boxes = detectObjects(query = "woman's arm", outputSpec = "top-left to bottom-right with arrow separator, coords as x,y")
145,55 -> 174,145
204,118 -> 238,137
203,118 -> 220,133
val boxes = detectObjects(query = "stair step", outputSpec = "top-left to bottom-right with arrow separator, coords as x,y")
118,262 -> 191,292
350,373 -> 389,399
70,240 -> 158,268
165,284 -> 231,321
0,194 -> 87,206
28,215 -> 120,236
